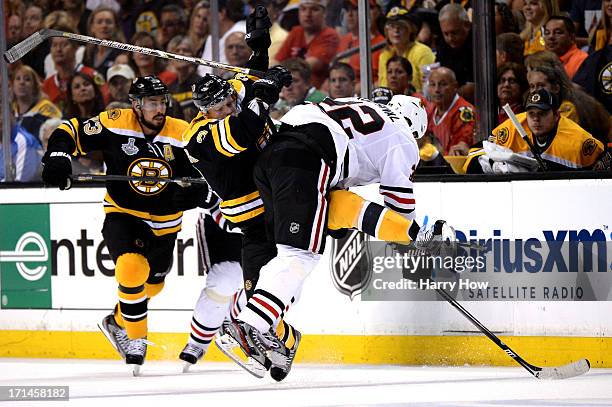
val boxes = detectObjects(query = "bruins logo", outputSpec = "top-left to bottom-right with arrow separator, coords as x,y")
127,158 -> 172,195
581,138 -> 597,157
83,117 -> 103,135
600,62 -> 611,95
496,127 -> 509,145
459,106 -> 474,123
108,109 -> 121,120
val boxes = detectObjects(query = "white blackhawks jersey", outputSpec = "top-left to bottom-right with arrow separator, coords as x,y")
280,97 -> 420,219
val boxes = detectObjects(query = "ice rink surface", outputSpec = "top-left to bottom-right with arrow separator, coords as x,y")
1,359 -> 611,406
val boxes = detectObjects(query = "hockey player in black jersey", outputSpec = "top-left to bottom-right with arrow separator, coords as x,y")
42,76 -> 207,374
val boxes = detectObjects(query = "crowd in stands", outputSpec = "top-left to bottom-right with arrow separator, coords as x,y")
1,0 -> 611,181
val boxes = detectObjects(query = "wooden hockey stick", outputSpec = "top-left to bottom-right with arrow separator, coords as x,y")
436,288 -> 590,379
72,173 -> 209,185
3,29 -> 266,78
502,104 -> 548,171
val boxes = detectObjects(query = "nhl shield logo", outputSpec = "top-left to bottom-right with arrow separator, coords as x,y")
330,230 -> 372,300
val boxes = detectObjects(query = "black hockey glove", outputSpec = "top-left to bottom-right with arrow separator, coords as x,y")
253,66 -> 293,105
42,151 -> 73,190
245,5 -> 272,52
172,183 -> 210,212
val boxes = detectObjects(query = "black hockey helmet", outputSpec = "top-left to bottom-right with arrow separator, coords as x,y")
370,87 -> 393,105
129,75 -> 169,101
192,74 -> 235,112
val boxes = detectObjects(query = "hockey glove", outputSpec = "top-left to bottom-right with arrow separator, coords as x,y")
253,66 -> 293,105
245,5 -> 272,51
172,183 -> 210,212
42,151 -> 73,190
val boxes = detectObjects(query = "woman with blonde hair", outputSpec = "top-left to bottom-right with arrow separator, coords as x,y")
378,7 -> 435,92
520,0 -> 559,55
10,64 -> 62,140
83,7 -> 126,77
187,0 -> 210,58
589,0 -> 612,52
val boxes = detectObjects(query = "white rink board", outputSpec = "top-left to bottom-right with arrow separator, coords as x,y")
0,179 -> 611,336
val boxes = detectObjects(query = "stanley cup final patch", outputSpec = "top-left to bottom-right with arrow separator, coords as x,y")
330,229 -> 372,300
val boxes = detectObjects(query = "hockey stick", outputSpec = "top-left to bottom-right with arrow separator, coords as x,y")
3,29 -> 266,78
502,104 -> 548,171
436,288 -> 590,379
73,173 -> 209,185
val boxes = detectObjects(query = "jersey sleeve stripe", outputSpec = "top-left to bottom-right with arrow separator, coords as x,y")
211,123 -> 237,157
381,191 -> 416,205
223,118 -> 247,152
380,185 -> 414,194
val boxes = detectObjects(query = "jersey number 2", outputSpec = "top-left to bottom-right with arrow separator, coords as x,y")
323,99 -> 384,139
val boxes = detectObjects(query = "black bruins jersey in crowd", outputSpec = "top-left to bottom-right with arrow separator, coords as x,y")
48,108 -> 194,236
183,74 -> 271,225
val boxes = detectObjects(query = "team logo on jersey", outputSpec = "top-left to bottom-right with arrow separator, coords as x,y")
459,106 -> 474,123
330,230 -> 372,300
600,62 -> 612,95
83,117 -> 103,135
122,138 -> 139,155
127,158 -> 172,195
496,127 -> 509,145
581,138 -> 597,157
196,129 -> 208,143
108,109 -> 121,120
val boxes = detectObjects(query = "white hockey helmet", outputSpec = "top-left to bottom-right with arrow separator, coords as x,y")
387,95 -> 428,140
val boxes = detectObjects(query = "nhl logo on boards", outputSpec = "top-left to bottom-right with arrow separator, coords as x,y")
122,138 -> 139,155
330,230 -> 372,300
289,222 -> 300,234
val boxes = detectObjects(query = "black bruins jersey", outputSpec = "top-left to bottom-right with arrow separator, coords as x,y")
48,108 -> 193,236
183,75 -> 271,225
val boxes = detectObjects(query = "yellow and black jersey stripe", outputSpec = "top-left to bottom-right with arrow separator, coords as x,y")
103,193 -> 183,236
219,191 -> 264,224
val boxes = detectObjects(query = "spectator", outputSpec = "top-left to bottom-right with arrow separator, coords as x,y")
0,113 -> 43,183
197,0 -> 246,76
7,14 -> 23,47
64,72 -> 106,119
275,0 -> 340,88
497,62 -> 529,124
521,0 -> 558,56
39,118 -> 63,152
491,89 -> 605,171
425,67 -> 475,156
336,0 -> 385,82
416,8 -> 442,52
158,4 -> 187,50
436,4 -> 474,101
167,35 -> 202,122
379,7 -> 435,93
10,65 -> 62,140
83,7 -> 125,77
574,44 -> 612,114
527,62 -> 611,143
588,0 -> 611,52
496,32 -> 525,67
328,62 -> 355,98
262,0 -> 289,66
106,63 -> 136,105
544,15 -> 588,79
224,32 -> 252,76
273,58 -> 327,118
570,0 -> 603,46
187,0 -> 210,58
496,1 -> 520,34
21,4 -> 48,77
43,12 -> 85,79
60,0 -> 92,35
42,26 -> 105,112
385,55 -> 415,97
128,31 -> 178,85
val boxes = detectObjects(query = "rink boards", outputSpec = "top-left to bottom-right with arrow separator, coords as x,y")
0,178 -> 611,366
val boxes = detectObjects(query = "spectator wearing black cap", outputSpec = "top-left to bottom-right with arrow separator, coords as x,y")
490,88 -> 605,170
378,6 -> 435,93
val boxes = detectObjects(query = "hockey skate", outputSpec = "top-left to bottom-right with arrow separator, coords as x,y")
269,327 -> 302,382
98,314 -> 129,359
414,219 -> 456,257
214,320 -> 277,379
179,344 -> 205,373
125,337 -> 147,376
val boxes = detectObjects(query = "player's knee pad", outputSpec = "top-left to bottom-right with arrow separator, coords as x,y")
206,261 -> 243,298
144,281 -> 164,298
328,189 -> 365,230
115,253 -> 149,288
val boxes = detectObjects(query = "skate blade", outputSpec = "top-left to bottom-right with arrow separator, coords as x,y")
214,334 -> 267,379
131,364 -> 141,376
182,362 -> 193,373
97,322 -> 125,359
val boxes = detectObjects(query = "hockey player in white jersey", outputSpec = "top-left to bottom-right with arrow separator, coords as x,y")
219,94 -> 456,377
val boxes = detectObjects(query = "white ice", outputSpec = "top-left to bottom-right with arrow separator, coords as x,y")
1,359 -> 611,406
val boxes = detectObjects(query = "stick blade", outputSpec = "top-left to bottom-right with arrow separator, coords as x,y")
3,29 -> 49,63
535,358 -> 590,380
